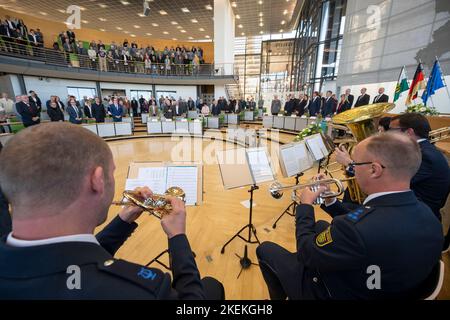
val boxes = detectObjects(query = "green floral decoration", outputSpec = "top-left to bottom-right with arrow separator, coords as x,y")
405,103 -> 439,116
294,122 -> 323,142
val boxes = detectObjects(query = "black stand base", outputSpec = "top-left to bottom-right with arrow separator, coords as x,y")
145,249 -> 170,270
220,185 -> 260,278
145,249 -> 196,271
235,245 -> 258,279
272,201 -> 296,229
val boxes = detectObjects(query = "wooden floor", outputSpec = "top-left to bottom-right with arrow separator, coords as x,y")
97,133 -> 450,300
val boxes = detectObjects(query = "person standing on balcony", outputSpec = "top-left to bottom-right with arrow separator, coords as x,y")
98,48 -> 107,72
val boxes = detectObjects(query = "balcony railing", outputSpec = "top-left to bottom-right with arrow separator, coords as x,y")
0,40 -> 235,77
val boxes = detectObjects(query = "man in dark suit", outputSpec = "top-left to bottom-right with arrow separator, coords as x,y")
92,97 -> 106,123
108,98 -> 123,122
345,89 -> 354,108
83,100 -> 94,119
187,97 -> 195,111
0,123 -> 224,299
211,100 -> 220,116
271,95 -> 281,116
16,95 -> 40,127
256,133 -> 443,299
131,98 -> 139,116
309,91 -> 321,116
389,113 -> 450,220
295,94 -> 309,117
174,101 -> 185,117
321,91 -> 336,118
354,88 -> 370,108
284,94 -> 295,116
28,91 -> 42,114
373,87 -> 389,104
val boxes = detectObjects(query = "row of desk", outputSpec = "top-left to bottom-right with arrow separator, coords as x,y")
82,122 -> 133,137
147,120 -> 203,135
141,112 -> 260,125
263,115 -> 321,132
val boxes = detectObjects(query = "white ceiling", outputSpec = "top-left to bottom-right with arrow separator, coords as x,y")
0,0 -> 301,41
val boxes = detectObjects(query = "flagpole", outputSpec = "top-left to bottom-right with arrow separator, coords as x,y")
436,56 -> 450,102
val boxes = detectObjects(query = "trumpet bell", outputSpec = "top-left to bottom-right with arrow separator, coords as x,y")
269,182 -> 284,199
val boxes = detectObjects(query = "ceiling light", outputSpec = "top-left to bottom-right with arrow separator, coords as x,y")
98,3 -> 108,8
279,29 -> 284,33
260,31 -> 264,34
283,9 -> 288,15
180,30 -> 186,33
205,35 -> 210,38
146,33 -> 152,36
120,1 -> 130,5
57,9 -> 65,13
241,32 -> 245,36
131,34 -> 136,38
159,10 -> 167,15
39,12 -> 47,16
188,36 -> 194,39
176,26 -> 183,29
259,23 -> 264,27
134,25 -> 140,29
181,7 -> 190,13
100,29 -> 106,32
116,27 -> 123,30
259,12 -> 263,17
82,20 -> 88,24
124,31 -> 130,34
79,6 -> 86,11
99,18 -> 107,21
199,28 -> 205,31
238,24 -> 243,28
138,13 -> 145,17
172,38 -> 177,41
205,5 -> 213,10
171,21 -> 178,25
163,31 -> 169,34
236,15 -> 240,19
191,19 -> 198,23
281,20 -> 286,25
258,1 -> 263,5
231,2 -> 237,8
152,23 -> 159,27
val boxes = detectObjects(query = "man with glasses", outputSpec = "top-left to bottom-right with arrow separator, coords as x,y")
256,133 -> 443,299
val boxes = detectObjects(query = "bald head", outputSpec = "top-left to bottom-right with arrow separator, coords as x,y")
0,123 -> 113,213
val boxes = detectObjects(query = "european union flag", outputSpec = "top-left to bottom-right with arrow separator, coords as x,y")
422,60 -> 446,106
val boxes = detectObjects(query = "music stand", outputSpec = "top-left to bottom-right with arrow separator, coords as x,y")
217,147 -> 275,278
272,173 -> 303,229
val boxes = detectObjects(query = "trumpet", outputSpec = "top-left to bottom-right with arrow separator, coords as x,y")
269,178 -> 344,205
112,187 -> 185,219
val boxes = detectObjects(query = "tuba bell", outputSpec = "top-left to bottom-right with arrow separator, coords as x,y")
330,103 -> 396,203
113,187 -> 185,219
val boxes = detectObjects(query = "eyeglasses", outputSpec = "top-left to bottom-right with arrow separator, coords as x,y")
349,161 -> 386,169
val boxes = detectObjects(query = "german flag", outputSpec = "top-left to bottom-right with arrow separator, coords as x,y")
406,62 -> 427,105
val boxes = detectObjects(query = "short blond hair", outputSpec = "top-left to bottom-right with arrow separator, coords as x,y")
365,132 -> 421,179
0,123 -> 113,210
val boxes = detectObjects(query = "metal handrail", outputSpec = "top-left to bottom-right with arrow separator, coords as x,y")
0,39 -> 235,77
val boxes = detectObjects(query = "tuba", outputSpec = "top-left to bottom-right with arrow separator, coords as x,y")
330,103 -> 395,203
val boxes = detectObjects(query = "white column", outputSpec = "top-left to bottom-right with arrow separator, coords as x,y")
214,0 -> 235,80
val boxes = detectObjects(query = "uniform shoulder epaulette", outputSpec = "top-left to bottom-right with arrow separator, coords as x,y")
97,258 -> 167,295
345,206 -> 375,223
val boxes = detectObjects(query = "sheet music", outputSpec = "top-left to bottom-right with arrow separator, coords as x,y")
246,148 -> 274,184
280,142 -> 314,177
166,166 -> 198,205
137,167 -> 167,194
305,134 -> 329,161
125,179 -> 160,193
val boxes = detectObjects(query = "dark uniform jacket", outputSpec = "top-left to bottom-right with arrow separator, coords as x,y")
0,216 -> 206,299
354,94 -> 370,108
412,140 -> 450,219
296,192 -> 443,299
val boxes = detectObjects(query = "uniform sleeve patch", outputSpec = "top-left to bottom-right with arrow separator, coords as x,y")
316,226 -> 333,247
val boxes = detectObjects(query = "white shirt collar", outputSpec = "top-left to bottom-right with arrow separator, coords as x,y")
6,233 -> 99,247
363,190 -> 410,205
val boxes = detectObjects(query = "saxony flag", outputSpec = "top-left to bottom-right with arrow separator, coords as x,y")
394,66 -> 410,102
406,62 -> 427,105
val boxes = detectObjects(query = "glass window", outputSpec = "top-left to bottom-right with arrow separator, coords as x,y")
67,87 -> 96,101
